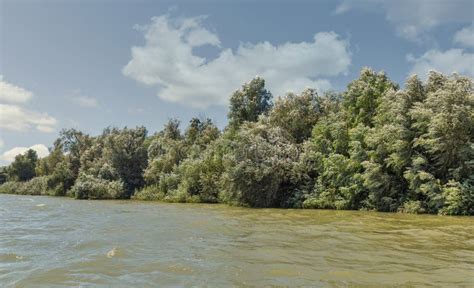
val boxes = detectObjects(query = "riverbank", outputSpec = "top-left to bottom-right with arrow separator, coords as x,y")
1,179 -> 472,217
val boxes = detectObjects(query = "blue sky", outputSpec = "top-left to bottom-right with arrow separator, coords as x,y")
0,0 -> 473,164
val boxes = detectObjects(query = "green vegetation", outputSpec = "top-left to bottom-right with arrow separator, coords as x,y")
1,69 -> 472,215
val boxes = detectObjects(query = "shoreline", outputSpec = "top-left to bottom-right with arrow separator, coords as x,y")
1,191 -> 471,217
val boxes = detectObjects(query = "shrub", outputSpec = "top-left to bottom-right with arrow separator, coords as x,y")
0,181 -> 21,195
70,175 -> 125,199
20,176 -> 50,195
398,200 -> 425,214
0,177 -> 50,196
133,185 -> 165,201
440,181 -> 474,216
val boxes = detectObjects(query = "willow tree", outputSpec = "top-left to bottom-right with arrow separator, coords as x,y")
221,120 -> 298,207
406,72 -> 473,214
362,76 -> 426,212
268,88 -> 323,143
228,77 -> 273,129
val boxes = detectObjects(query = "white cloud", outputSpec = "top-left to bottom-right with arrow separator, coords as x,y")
0,78 -> 57,133
0,104 -> 57,133
407,49 -> 474,79
454,25 -> 474,48
333,0 -> 472,42
0,78 -> 33,103
0,138 -> 4,150
0,144 -> 49,164
123,15 -> 351,108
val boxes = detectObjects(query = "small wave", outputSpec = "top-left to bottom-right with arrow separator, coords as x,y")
0,253 -> 25,262
106,247 -> 118,258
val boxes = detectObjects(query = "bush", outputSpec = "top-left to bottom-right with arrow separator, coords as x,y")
20,176 -> 50,195
398,200 -> 425,214
132,173 -> 180,201
133,183 -> 201,203
69,175 -> 125,199
133,185 -> 165,201
174,142 -> 226,203
440,181 -> 474,216
0,177 -> 50,196
0,181 -> 21,195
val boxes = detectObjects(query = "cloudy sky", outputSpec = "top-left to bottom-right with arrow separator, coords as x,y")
1,0 -> 473,165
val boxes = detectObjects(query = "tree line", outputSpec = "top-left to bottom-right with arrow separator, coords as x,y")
0,68 -> 472,215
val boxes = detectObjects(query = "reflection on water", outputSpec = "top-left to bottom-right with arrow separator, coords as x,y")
0,194 -> 473,287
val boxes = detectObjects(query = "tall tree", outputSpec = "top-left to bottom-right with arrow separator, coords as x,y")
343,67 -> 398,128
9,149 -> 38,182
228,77 -> 273,129
268,88 -> 323,143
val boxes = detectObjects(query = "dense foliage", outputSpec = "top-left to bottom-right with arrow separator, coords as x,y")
1,68 -> 472,215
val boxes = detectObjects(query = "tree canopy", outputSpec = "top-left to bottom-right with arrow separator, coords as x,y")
1,68 -> 472,215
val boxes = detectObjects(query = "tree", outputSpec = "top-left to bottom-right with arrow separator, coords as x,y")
175,138 -> 229,203
343,67 -> 398,127
35,140 -> 64,176
163,118 -> 182,141
184,117 -> 220,150
144,121 -> 187,186
221,121 -> 298,207
58,128 -> 92,179
228,77 -> 273,129
9,149 -> 38,181
410,72 -> 473,182
268,88 -> 322,143
361,76 -> 426,211
102,127 -> 148,196
406,72 -> 474,214
0,167 -> 9,184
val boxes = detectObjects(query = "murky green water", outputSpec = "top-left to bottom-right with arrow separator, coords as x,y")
0,194 -> 473,287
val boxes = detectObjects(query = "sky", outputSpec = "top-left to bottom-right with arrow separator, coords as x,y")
0,0 -> 473,165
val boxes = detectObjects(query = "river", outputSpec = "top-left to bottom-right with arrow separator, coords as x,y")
0,194 -> 473,287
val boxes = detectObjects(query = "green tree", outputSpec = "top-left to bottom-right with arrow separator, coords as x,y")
343,67 -> 398,127
221,121 -> 298,207
102,127 -> 148,196
361,76 -> 426,211
228,77 -> 273,129
184,117 -> 220,152
58,129 -> 92,179
268,88 -> 322,143
406,72 -> 473,214
9,149 -> 38,182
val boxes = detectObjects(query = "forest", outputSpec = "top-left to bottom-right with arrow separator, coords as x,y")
0,68 -> 472,215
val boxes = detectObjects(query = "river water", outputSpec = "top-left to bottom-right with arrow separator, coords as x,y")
0,194 -> 473,287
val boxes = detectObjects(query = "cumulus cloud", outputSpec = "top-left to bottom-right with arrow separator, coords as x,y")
0,77 -> 33,103
0,104 -> 57,133
333,0 -> 472,42
0,78 -> 57,133
454,25 -> 474,48
0,144 -> 49,164
123,15 -> 351,108
407,49 -> 474,79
